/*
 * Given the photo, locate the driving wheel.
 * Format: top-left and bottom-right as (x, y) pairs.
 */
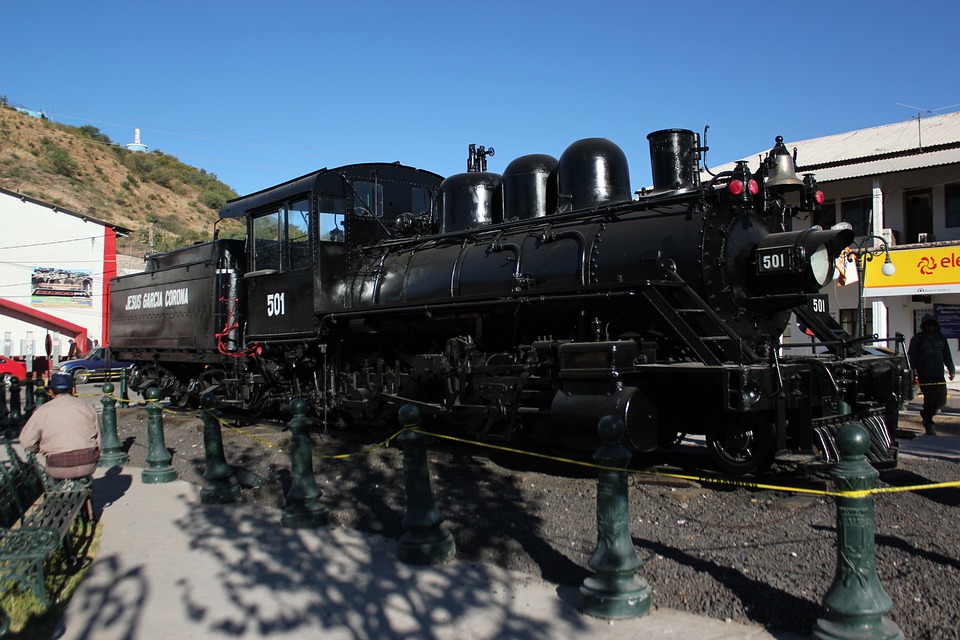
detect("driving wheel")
(707, 417), (776, 475)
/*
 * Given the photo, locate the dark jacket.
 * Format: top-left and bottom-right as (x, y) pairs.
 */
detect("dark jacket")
(908, 314), (956, 380)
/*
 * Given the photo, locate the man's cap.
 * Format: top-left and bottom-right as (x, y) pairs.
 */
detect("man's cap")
(50, 373), (74, 391)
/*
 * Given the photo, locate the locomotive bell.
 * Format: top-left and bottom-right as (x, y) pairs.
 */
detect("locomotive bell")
(764, 136), (804, 189)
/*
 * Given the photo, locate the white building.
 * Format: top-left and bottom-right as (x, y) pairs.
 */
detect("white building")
(0, 188), (133, 366)
(723, 111), (960, 362)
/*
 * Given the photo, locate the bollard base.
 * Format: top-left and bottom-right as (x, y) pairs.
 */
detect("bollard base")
(579, 574), (651, 620)
(200, 482), (241, 505)
(281, 505), (329, 529)
(398, 527), (455, 566)
(99, 451), (128, 468)
(142, 466), (177, 484)
(812, 616), (904, 640)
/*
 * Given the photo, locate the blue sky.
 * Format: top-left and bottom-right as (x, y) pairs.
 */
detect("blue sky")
(3, 0), (958, 197)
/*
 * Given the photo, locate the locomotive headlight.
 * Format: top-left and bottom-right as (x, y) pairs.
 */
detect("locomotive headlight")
(750, 226), (855, 296)
(809, 245), (831, 285)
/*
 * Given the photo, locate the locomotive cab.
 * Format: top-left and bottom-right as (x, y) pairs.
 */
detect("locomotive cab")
(219, 164), (443, 341)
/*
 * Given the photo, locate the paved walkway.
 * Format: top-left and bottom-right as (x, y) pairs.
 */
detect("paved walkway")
(57, 467), (799, 640)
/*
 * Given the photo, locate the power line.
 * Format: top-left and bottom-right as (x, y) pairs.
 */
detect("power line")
(0, 235), (106, 251)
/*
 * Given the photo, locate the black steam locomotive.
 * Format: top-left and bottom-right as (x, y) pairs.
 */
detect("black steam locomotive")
(109, 129), (912, 474)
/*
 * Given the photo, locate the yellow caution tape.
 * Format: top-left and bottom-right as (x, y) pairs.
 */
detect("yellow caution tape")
(80, 394), (960, 498)
(872, 480), (960, 494)
(215, 414), (287, 451)
(321, 429), (405, 460)
(410, 428), (959, 499)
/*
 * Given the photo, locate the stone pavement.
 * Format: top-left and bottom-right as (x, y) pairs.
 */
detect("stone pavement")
(56, 467), (799, 640)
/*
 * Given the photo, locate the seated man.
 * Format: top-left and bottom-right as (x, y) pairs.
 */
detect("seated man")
(20, 373), (101, 478)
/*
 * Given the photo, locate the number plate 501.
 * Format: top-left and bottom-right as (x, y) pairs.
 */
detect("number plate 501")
(267, 292), (286, 316)
(758, 250), (792, 273)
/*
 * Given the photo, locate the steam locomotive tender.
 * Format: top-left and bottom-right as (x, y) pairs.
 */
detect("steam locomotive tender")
(109, 129), (912, 474)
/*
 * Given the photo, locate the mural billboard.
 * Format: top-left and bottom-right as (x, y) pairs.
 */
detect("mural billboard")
(31, 267), (93, 308)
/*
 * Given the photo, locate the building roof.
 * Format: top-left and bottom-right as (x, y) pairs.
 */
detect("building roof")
(711, 110), (960, 183)
(0, 187), (133, 235)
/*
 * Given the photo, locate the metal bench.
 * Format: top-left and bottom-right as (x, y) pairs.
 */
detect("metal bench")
(0, 438), (92, 608)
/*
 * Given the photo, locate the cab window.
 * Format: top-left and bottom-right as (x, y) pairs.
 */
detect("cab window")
(318, 196), (345, 243)
(288, 198), (311, 270)
(411, 187), (432, 216)
(252, 210), (282, 272)
(250, 195), (313, 273)
(353, 181), (383, 218)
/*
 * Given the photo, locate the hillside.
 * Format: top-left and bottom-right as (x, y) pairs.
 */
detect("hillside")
(0, 102), (243, 255)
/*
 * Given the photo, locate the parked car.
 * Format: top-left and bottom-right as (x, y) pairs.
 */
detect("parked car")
(57, 348), (133, 384)
(0, 355), (27, 384)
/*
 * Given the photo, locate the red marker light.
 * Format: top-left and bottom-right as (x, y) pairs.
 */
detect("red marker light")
(748, 179), (759, 195)
(728, 180), (744, 195)
(815, 190), (825, 204)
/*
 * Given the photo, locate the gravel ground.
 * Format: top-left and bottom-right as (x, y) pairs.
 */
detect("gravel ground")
(110, 402), (960, 640)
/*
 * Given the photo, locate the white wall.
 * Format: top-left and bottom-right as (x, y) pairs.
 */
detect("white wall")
(0, 193), (112, 359)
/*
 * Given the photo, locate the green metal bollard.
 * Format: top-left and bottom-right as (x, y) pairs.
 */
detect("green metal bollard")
(397, 405), (455, 565)
(7, 378), (23, 434)
(281, 398), (328, 528)
(33, 382), (47, 408)
(580, 415), (651, 619)
(0, 378), (8, 425)
(99, 382), (128, 467)
(812, 422), (904, 640)
(23, 373), (35, 417)
(119, 368), (130, 408)
(142, 387), (176, 484)
(199, 393), (240, 504)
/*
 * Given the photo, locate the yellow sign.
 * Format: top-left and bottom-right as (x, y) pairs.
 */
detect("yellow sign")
(863, 245), (960, 296)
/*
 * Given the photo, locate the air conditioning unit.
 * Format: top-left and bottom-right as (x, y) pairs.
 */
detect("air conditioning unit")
(880, 228), (896, 246)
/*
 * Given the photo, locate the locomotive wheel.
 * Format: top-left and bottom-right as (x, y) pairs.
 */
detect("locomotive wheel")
(172, 390), (196, 409)
(707, 418), (776, 475)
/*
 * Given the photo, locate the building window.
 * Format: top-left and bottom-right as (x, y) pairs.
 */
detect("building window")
(840, 307), (872, 337)
(904, 188), (933, 242)
(814, 200), (836, 230)
(841, 196), (872, 236)
(946, 183), (960, 228)
(914, 308), (934, 334)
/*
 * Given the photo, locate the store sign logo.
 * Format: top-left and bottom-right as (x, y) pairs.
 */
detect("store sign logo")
(917, 252), (960, 276)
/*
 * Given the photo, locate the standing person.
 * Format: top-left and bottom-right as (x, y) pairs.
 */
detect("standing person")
(908, 314), (956, 435)
(66, 339), (79, 360)
(19, 373), (100, 478)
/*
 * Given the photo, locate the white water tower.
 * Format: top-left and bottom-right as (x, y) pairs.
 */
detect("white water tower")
(125, 128), (148, 152)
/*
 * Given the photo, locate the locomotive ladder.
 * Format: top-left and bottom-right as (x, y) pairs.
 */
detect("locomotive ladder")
(640, 281), (760, 366)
